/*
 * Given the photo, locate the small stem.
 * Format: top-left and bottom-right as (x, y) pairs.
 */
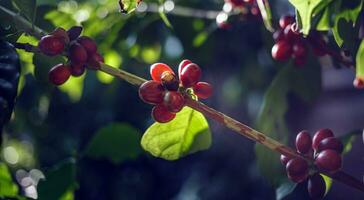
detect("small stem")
(2, 5), (364, 193)
(14, 42), (40, 53)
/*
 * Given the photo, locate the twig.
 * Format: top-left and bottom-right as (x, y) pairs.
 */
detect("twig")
(2, 5), (364, 193)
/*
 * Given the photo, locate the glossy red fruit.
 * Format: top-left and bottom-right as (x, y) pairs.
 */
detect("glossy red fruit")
(315, 149), (342, 173)
(77, 36), (97, 54)
(284, 24), (299, 41)
(48, 64), (71, 85)
(193, 82), (213, 99)
(312, 129), (334, 150)
(317, 137), (343, 153)
(152, 104), (176, 123)
(178, 59), (192, 75)
(50, 27), (70, 44)
(150, 63), (174, 82)
(279, 15), (295, 29)
(271, 41), (292, 61)
(293, 42), (308, 58)
(87, 52), (104, 70)
(286, 158), (309, 183)
(226, 0), (244, 7)
(163, 91), (185, 113)
(353, 77), (364, 89)
(180, 63), (202, 88)
(161, 71), (179, 91)
(273, 29), (285, 42)
(38, 35), (65, 56)
(308, 173), (326, 199)
(69, 43), (88, 65)
(296, 130), (312, 154)
(67, 26), (83, 41)
(280, 154), (291, 165)
(139, 80), (165, 105)
(70, 64), (86, 77)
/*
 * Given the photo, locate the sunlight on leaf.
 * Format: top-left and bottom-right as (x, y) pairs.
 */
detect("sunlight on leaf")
(141, 107), (211, 161)
(59, 75), (85, 103)
(355, 39), (364, 80)
(321, 174), (332, 195)
(0, 162), (19, 198)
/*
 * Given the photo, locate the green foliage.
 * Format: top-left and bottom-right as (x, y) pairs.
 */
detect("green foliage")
(356, 39), (364, 79)
(119, 0), (141, 14)
(38, 159), (77, 200)
(11, 0), (37, 23)
(275, 181), (297, 200)
(85, 123), (143, 164)
(256, 62), (321, 186)
(141, 107), (211, 160)
(0, 162), (19, 198)
(321, 174), (332, 195)
(289, 0), (334, 35)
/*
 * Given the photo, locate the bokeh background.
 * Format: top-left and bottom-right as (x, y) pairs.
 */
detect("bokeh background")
(0, 0), (363, 199)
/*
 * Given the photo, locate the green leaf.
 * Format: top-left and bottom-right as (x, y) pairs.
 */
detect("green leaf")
(276, 181), (297, 200)
(321, 174), (332, 195)
(141, 107), (212, 160)
(333, 0), (363, 47)
(119, 0), (142, 14)
(255, 62), (321, 186)
(85, 123), (143, 164)
(38, 159), (77, 200)
(316, 6), (331, 31)
(355, 39), (364, 79)
(256, 0), (274, 32)
(11, 0), (37, 23)
(289, 0), (334, 34)
(0, 162), (19, 198)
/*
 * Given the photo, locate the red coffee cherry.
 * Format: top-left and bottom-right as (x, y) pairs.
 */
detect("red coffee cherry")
(225, 0), (244, 7)
(48, 64), (71, 85)
(139, 80), (165, 105)
(67, 26), (83, 41)
(273, 29), (285, 42)
(271, 41), (292, 61)
(280, 154), (291, 165)
(70, 64), (86, 77)
(50, 27), (70, 44)
(77, 36), (97, 54)
(308, 173), (326, 199)
(283, 24), (299, 41)
(38, 35), (65, 56)
(152, 104), (176, 123)
(180, 63), (202, 88)
(312, 129), (334, 150)
(150, 63), (174, 82)
(315, 149), (342, 173)
(295, 130), (312, 154)
(317, 137), (343, 154)
(178, 59), (192, 75)
(353, 77), (364, 89)
(69, 43), (88, 65)
(293, 42), (308, 58)
(279, 15), (295, 29)
(286, 158), (309, 183)
(161, 71), (179, 91)
(87, 52), (104, 70)
(163, 91), (185, 113)
(193, 82), (213, 99)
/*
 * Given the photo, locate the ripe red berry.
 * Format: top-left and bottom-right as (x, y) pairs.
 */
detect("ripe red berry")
(295, 130), (312, 154)
(293, 42), (308, 58)
(161, 71), (179, 91)
(87, 52), (104, 70)
(286, 158), (309, 183)
(50, 27), (70, 44)
(279, 15), (295, 29)
(152, 104), (176, 123)
(315, 149), (342, 173)
(67, 26), (83, 41)
(180, 63), (202, 88)
(193, 82), (213, 99)
(178, 59), (192, 75)
(353, 77), (364, 89)
(283, 24), (299, 41)
(280, 154), (291, 165)
(70, 64), (86, 77)
(317, 137), (343, 154)
(69, 43), (88, 65)
(308, 173), (326, 199)
(225, 0), (244, 7)
(271, 41), (292, 61)
(150, 63), (174, 82)
(77, 36), (97, 54)
(312, 129), (334, 150)
(48, 64), (71, 85)
(38, 35), (65, 56)
(273, 29), (285, 42)
(163, 91), (185, 113)
(139, 80), (165, 105)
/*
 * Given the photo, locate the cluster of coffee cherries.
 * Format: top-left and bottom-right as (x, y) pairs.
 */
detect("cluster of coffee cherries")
(139, 60), (213, 123)
(280, 129), (343, 199)
(272, 15), (328, 66)
(37, 26), (104, 86)
(353, 77), (364, 89)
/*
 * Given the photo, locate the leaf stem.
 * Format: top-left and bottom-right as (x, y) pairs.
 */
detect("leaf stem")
(2, 5), (364, 193)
